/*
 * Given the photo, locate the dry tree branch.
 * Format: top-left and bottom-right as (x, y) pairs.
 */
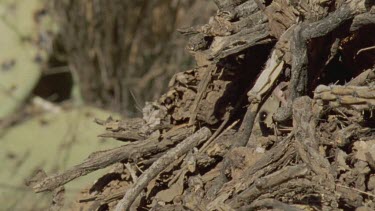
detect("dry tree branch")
(115, 127), (212, 211)
(33, 126), (193, 192)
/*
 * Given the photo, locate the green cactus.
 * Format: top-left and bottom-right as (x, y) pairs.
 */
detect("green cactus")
(0, 106), (123, 210)
(0, 0), (53, 119)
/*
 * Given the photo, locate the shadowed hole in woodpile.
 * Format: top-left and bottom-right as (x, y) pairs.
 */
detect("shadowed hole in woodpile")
(33, 71), (73, 102)
(314, 26), (375, 88)
(216, 42), (275, 124)
(32, 46), (73, 102)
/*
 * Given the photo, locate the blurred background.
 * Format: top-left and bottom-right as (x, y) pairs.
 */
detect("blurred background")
(0, 0), (215, 209)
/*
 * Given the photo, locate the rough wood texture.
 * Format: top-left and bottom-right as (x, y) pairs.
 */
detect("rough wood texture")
(115, 127), (211, 211)
(33, 1), (375, 210)
(33, 126), (194, 192)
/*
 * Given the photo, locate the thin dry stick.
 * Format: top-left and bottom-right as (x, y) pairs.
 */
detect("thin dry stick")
(336, 184), (375, 198)
(33, 126), (193, 193)
(168, 117), (239, 189)
(200, 112), (229, 152)
(169, 118), (239, 187)
(189, 65), (215, 125)
(356, 45), (375, 56)
(124, 163), (138, 182)
(201, 119), (239, 152)
(115, 127), (212, 211)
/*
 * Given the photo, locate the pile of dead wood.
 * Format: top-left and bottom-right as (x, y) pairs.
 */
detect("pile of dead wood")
(32, 0), (375, 210)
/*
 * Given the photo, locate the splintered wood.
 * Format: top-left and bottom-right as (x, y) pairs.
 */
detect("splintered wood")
(32, 0), (375, 210)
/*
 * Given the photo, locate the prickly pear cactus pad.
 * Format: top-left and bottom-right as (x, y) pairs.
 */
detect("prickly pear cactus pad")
(0, 106), (124, 210)
(0, 0), (53, 119)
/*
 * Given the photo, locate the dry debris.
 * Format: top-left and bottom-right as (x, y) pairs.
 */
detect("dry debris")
(32, 0), (375, 210)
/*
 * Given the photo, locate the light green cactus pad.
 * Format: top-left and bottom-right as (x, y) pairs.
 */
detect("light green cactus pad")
(0, 106), (123, 210)
(0, 0), (54, 119)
